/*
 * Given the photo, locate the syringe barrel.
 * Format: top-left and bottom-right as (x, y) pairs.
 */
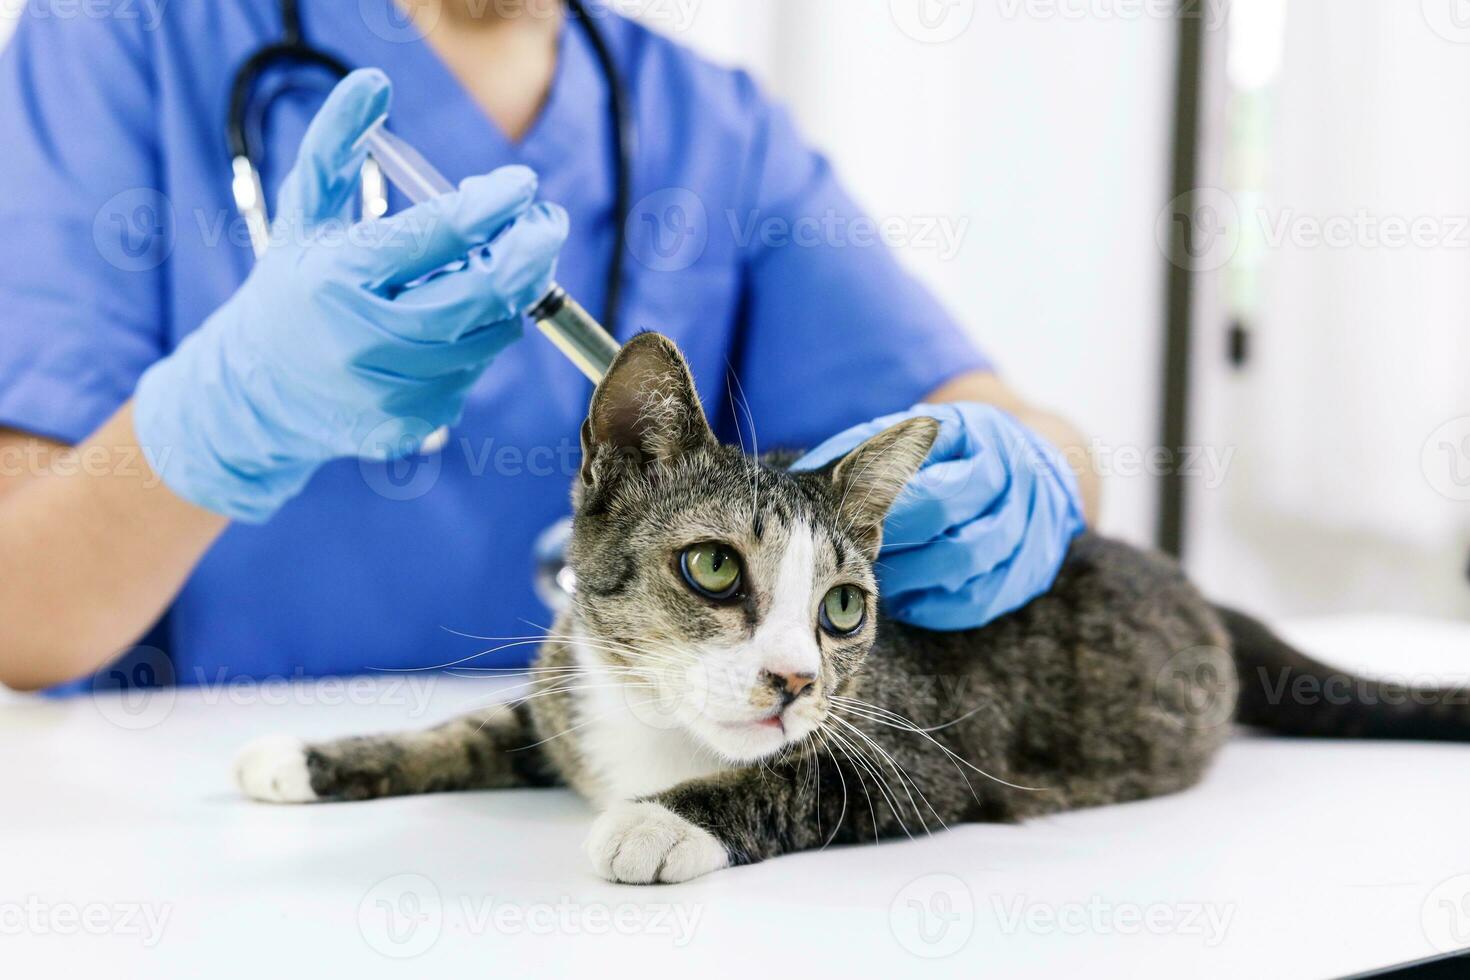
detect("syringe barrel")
(353, 117), (622, 383)
(528, 284), (621, 383)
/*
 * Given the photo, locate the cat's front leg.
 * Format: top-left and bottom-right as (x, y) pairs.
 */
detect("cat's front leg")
(235, 702), (559, 803)
(586, 765), (832, 884)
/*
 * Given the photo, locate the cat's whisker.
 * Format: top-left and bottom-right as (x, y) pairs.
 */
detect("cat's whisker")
(820, 722), (903, 842)
(829, 716), (931, 832)
(455, 679), (658, 719)
(828, 696), (983, 803)
(830, 692), (992, 735)
(369, 637), (557, 672)
(503, 704), (644, 753)
(811, 728), (851, 850)
(829, 696), (986, 803)
(829, 714), (947, 834)
(830, 698), (1046, 795)
(821, 722), (912, 837)
(423, 626), (697, 676)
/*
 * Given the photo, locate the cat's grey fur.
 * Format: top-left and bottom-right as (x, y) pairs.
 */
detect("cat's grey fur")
(235, 333), (1470, 883)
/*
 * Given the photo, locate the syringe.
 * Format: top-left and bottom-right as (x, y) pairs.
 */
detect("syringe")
(354, 116), (621, 385)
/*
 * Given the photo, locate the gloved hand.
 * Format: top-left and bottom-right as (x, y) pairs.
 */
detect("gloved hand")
(793, 403), (1086, 630)
(134, 69), (568, 522)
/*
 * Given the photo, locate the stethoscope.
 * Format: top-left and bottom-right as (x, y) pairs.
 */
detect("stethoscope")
(226, 0), (633, 335)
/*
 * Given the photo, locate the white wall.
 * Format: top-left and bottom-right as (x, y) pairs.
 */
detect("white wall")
(644, 0), (1177, 543)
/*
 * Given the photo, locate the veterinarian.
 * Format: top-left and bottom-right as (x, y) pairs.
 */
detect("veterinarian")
(0, 0), (1095, 693)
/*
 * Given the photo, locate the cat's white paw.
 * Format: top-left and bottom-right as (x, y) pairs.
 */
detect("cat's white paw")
(586, 801), (729, 884)
(234, 735), (318, 803)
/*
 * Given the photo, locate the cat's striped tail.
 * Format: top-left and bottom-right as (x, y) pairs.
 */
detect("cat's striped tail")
(1221, 606), (1470, 741)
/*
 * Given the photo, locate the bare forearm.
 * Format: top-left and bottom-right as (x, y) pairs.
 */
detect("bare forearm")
(0, 403), (228, 690)
(924, 370), (1102, 523)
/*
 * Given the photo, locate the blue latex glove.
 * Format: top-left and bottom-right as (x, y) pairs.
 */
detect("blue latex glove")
(134, 70), (568, 522)
(793, 403), (1086, 630)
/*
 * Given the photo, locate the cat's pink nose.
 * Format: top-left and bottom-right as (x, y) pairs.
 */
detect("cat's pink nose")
(763, 670), (816, 704)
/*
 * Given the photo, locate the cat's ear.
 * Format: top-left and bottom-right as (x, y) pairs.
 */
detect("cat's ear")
(580, 332), (715, 486)
(828, 417), (939, 555)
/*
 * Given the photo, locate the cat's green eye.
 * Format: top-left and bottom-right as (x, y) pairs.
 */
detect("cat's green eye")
(820, 585), (866, 635)
(680, 542), (743, 600)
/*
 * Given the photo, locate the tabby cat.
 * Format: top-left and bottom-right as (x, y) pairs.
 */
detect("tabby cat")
(236, 332), (1470, 883)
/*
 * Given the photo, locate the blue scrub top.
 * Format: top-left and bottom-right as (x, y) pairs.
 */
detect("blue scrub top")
(0, 2), (990, 689)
